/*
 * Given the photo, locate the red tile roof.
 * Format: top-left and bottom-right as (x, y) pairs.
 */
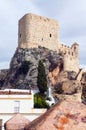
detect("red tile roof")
(0, 90), (31, 95)
(25, 101), (86, 130)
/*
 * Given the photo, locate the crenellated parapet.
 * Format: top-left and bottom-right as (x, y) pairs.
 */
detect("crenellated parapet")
(57, 42), (79, 58)
(57, 42), (79, 72)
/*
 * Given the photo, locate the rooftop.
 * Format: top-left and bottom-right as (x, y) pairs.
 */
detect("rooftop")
(0, 89), (32, 95)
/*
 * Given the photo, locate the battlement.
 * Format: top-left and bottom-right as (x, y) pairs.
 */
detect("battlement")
(57, 42), (79, 57)
(57, 42), (79, 72)
(18, 13), (60, 50)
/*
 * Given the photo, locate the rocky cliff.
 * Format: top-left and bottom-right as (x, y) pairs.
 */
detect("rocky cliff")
(1, 46), (86, 103)
(1, 46), (63, 90)
(0, 69), (8, 89)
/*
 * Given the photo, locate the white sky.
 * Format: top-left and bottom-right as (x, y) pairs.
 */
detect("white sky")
(0, 0), (86, 69)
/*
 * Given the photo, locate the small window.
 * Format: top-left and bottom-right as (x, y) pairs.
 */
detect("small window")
(72, 52), (73, 56)
(14, 101), (20, 113)
(19, 34), (21, 38)
(74, 47), (76, 50)
(42, 38), (43, 41)
(50, 34), (52, 37)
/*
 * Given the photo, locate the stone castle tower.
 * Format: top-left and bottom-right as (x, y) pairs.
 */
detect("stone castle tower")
(18, 13), (60, 50)
(18, 13), (79, 73)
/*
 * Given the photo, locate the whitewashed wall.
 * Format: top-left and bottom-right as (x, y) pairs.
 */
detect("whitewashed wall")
(0, 89), (46, 130)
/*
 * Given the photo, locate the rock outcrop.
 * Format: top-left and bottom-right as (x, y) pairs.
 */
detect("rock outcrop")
(0, 69), (8, 88)
(1, 46), (63, 90)
(51, 70), (82, 102)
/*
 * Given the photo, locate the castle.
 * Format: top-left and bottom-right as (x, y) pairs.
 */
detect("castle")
(18, 13), (79, 73)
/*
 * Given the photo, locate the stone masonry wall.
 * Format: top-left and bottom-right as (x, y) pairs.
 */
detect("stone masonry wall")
(18, 13), (60, 50)
(57, 43), (79, 73)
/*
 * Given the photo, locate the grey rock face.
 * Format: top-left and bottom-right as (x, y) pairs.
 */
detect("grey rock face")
(2, 46), (63, 90)
(0, 69), (8, 88)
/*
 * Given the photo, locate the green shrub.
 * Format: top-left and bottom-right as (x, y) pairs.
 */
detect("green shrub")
(37, 60), (48, 93)
(34, 93), (50, 108)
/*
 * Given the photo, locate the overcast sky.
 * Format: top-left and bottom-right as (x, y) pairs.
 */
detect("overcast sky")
(0, 0), (86, 69)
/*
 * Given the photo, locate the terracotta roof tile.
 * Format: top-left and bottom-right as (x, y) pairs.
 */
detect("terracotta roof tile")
(0, 90), (31, 95)
(4, 114), (30, 130)
(25, 101), (86, 130)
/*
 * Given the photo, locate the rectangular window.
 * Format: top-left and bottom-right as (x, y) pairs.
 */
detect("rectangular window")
(14, 101), (20, 113)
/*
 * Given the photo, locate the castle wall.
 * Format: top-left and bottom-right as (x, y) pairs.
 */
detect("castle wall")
(63, 54), (79, 73)
(18, 13), (60, 50)
(57, 43), (79, 73)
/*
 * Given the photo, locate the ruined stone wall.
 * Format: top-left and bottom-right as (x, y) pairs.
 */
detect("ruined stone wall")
(63, 54), (79, 73)
(57, 43), (79, 73)
(18, 13), (60, 50)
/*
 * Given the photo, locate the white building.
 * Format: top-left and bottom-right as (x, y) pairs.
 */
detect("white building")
(0, 89), (46, 130)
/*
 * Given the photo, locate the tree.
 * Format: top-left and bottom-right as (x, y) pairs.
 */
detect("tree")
(37, 60), (48, 93)
(34, 93), (50, 108)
